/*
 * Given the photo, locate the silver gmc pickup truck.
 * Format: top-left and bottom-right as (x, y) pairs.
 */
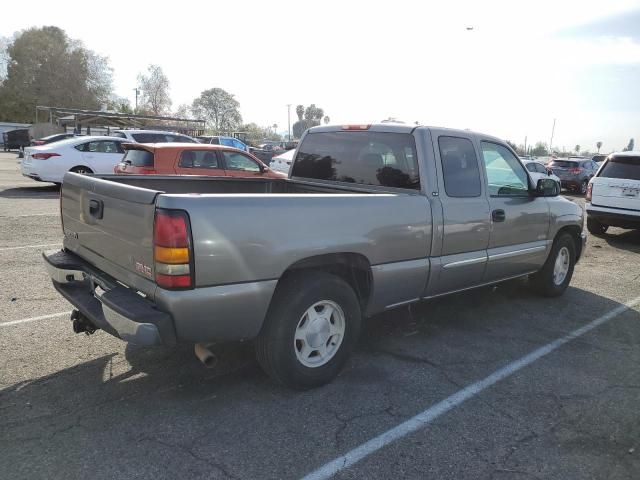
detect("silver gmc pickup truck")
(44, 124), (586, 389)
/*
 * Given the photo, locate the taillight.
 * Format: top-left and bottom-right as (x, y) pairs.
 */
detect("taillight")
(154, 209), (193, 289)
(32, 152), (60, 160)
(586, 183), (593, 202)
(569, 167), (582, 174)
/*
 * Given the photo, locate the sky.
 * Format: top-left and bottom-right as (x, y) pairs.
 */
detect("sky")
(2, 0), (640, 152)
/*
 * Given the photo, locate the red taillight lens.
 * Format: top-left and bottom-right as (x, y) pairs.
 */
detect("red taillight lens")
(569, 167), (582, 174)
(586, 183), (593, 201)
(32, 152), (60, 160)
(154, 209), (193, 289)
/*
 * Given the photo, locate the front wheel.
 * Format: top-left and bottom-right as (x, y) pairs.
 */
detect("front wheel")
(530, 233), (576, 297)
(256, 272), (361, 389)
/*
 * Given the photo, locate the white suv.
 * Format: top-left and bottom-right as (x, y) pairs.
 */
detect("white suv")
(111, 130), (198, 143)
(586, 152), (640, 235)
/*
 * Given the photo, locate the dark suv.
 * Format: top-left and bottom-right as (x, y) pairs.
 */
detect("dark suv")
(549, 158), (599, 194)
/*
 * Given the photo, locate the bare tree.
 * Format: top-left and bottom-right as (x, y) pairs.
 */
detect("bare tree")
(137, 65), (171, 115)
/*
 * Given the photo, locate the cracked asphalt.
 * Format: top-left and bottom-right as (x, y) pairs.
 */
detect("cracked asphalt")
(1, 151), (639, 480)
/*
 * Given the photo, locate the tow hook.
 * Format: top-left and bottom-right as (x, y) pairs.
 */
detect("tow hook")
(194, 343), (218, 369)
(70, 309), (96, 335)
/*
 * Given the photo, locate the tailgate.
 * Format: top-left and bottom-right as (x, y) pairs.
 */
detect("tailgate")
(61, 173), (160, 296)
(592, 178), (640, 211)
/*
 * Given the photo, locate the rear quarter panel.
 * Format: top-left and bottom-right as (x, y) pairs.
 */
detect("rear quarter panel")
(157, 193), (433, 293)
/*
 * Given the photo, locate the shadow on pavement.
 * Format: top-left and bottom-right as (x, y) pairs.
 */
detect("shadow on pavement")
(598, 228), (640, 253)
(0, 184), (60, 198)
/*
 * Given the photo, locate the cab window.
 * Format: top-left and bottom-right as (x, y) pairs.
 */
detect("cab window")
(178, 150), (220, 168)
(223, 152), (261, 172)
(438, 136), (481, 197)
(481, 142), (530, 196)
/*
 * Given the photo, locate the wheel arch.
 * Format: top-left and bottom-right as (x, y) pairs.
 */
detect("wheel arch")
(555, 224), (583, 261)
(276, 253), (373, 311)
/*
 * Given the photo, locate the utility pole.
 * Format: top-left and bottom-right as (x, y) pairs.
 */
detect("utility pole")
(524, 136), (527, 155)
(133, 88), (140, 113)
(286, 104), (292, 141)
(549, 118), (556, 155)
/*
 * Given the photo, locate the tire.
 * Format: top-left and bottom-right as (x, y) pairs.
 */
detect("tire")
(586, 217), (608, 235)
(530, 233), (576, 297)
(580, 180), (588, 195)
(70, 166), (93, 175)
(256, 271), (362, 390)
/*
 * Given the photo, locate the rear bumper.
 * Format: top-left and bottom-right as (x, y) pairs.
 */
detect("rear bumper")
(43, 249), (278, 346)
(43, 249), (175, 346)
(586, 203), (640, 229)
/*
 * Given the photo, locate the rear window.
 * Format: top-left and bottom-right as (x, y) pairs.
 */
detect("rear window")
(550, 160), (577, 168)
(599, 156), (640, 180)
(123, 149), (154, 167)
(292, 131), (420, 190)
(132, 133), (166, 143)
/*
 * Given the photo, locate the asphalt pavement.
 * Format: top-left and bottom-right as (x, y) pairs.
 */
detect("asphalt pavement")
(0, 151), (639, 480)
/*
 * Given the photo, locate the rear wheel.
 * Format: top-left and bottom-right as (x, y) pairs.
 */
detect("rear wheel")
(256, 272), (361, 389)
(70, 166), (93, 175)
(530, 233), (576, 297)
(580, 180), (588, 195)
(587, 217), (608, 235)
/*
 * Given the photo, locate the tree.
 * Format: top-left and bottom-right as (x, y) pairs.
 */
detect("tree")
(323, 115), (330, 125)
(506, 140), (518, 151)
(173, 103), (191, 119)
(239, 123), (281, 144)
(191, 88), (242, 133)
(107, 95), (133, 114)
(137, 64), (171, 115)
(596, 141), (602, 153)
(292, 104), (327, 139)
(0, 26), (113, 122)
(624, 138), (635, 151)
(530, 142), (548, 156)
(574, 145), (580, 154)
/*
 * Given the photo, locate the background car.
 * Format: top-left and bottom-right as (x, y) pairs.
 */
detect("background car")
(522, 159), (561, 188)
(2, 128), (31, 151)
(196, 135), (250, 151)
(592, 154), (607, 163)
(586, 151), (640, 234)
(269, 148), (295, 175)
(114, 143), (286, 179)
(548, 158), (599, 194)
(31, 133), (79, 146)
(21, 136), (130, 184)
(110, 129), (198, 143)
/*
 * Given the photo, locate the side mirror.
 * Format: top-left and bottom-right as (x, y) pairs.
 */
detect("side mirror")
(536, 178), (559, 197)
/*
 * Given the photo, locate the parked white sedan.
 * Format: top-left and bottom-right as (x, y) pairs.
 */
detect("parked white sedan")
(270, 149), (295, 175)
(522, 159), (561, 188)
(21, 136), (130, 184)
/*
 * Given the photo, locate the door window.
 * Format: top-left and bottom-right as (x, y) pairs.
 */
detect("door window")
(481, 142), (530, 196)
(75, 140), (120, 153)
(438, 136), (481, 197)
(223, 151), (261, 172)
(178, 150), (220, 168)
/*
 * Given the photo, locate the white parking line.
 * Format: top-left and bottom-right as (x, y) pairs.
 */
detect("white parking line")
(1, 311), (71, 327)
(301, 295), (640, 480)
(0, 243), (59, 251)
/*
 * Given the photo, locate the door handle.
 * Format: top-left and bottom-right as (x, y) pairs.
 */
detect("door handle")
(492, 209), (506, 222)
(89, 199), (104, 219)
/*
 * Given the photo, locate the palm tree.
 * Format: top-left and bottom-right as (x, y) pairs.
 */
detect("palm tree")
(295, 105), (304, 121)
(574, 145), (580, 154)
(596, 141), (602, 153)
(323, 115), (330, 125)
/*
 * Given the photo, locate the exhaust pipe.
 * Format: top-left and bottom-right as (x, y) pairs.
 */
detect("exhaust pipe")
(70, 309), (96, 335)
(194, 343), (218, 369)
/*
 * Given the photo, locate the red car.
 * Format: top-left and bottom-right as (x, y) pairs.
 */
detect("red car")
(114, 143), (286, 179)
